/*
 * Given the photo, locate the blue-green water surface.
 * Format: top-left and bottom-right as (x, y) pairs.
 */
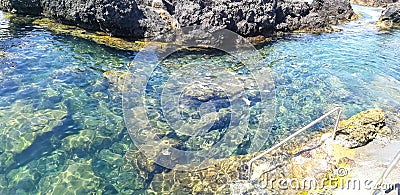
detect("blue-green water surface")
(0, 5), (399, 194)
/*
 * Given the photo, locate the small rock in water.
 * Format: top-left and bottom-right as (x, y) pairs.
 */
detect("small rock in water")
(377, 3), (400, 29)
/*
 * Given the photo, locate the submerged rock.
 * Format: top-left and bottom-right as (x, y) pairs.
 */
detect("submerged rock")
(335, 108), (391, 148)
(377, 3), (400, 29)
(37, 158), (102, 194)
(124, 108), (394, 194)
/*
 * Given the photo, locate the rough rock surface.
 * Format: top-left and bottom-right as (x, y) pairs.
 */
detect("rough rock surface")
(377, 3), (400, 29)
(0, 0), (356, 39)
(276, 0), (355, 32)
(125, 108), (392, 194)
(335, 108), (391, 148)
(0, 0), (42, 15)
(350, 0), (398, 7)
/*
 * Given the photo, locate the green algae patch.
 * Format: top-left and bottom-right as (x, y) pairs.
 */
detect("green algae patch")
(32, 18), (148, 52)
(3, 13), (39, 26)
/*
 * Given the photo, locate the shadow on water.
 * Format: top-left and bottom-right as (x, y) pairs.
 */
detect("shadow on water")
(2, 114), (81, 174)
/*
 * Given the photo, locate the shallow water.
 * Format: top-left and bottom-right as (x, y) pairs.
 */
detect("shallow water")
(0, 5), (399, 194)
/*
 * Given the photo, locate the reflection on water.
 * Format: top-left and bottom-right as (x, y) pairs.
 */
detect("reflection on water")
(0, 5), (399, 193)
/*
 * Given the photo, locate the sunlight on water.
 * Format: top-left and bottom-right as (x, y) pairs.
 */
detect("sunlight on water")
(0, 6), (399, 193)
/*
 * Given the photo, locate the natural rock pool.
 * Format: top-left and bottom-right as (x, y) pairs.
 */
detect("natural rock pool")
(0, 5), (399, 194)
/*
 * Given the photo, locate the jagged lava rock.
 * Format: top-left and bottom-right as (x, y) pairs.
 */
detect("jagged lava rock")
(0, 0), (356, 39)
(276, 0), (356, 32)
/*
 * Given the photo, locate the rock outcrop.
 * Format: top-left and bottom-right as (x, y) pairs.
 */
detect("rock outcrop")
(335, 108), (391, 148)
(0, 0), (356, 39)
(350, 0), (398, 7)
(377, 3), (400, 29)
(0, 0), (42, 15)
(276, 0), (355, 32)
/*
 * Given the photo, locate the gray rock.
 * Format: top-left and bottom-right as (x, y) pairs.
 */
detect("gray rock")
(0, 0), (356, 39)
(377, 3), (400, 29)
(276, 0), (355, 32)
(40, 0), (154, 38)
(0, 0), (42, 15)
(172, 0), (277, 37)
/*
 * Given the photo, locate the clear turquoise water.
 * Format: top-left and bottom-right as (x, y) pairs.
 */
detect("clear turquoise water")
(0, 5), (399, 194)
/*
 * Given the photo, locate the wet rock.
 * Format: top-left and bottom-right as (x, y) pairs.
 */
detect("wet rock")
(132, 109), (393, 194)
(172, 0), (277, 37)
(40, 0), (162, 38)
(350, 0), (398, 7)
(183, 82), (229, 102)
(334, 108), (391, 148)
(276, 0), (356, 33)
(0, 0), (42, 15)
(1, 0), (355, 40)
(0, 100), (67, 173)
(124, 138), (182, 186)
(103, 70), (133, 92)
(37, 158), (102, 194)
(377, 3), (400, 29)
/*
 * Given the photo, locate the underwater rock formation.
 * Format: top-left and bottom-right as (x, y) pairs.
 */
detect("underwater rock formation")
(0, 0), (356, 39)
(350, 0), (397, 7)
(377, 3), (400, 29)
(127, 108), (392, 194)
(334, 108), (391, 148)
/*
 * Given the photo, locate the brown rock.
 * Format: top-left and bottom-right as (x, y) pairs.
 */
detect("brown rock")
(334, 108), (389, 148)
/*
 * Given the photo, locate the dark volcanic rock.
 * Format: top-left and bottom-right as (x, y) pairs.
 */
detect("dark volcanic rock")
(0, 0), (356, 39)
(350, 0), (398, 7)
(172, 0), (277, 37)
(377, 3), (400, 29)
(276, 0), (355, 32)
(0, 0), (42, 15)
(40, 0), (165, 38)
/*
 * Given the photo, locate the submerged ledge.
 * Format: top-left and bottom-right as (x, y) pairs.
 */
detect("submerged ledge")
(25, 16), (352, 52)
(32, 18), (149, 52)
(126, 108), (397, 194)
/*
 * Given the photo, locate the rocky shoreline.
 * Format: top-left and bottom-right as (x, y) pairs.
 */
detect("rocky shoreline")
(1, 1), (400, 194)
(377, 3), (400, 29)
(124, 108), (397, 194)
(0, 0), (356, 40)
(2, 0), (399, 51)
